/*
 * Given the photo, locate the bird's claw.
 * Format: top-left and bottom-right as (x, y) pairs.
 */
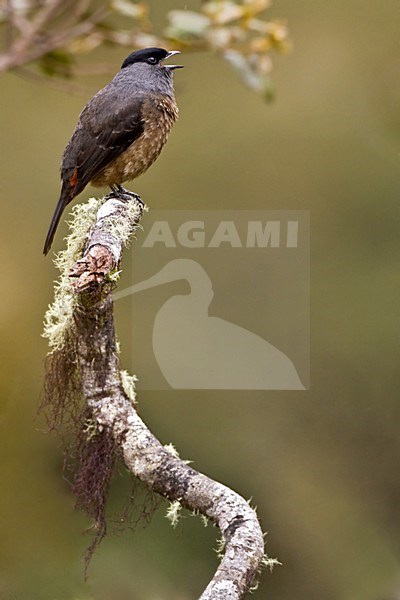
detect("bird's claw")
(107, 185), (144, 205)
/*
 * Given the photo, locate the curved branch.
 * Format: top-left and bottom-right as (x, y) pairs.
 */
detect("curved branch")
(50, 194), (266, 598)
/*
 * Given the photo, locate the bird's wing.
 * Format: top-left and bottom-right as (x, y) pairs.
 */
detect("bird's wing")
(44, 90), (150, 255)
(61, 92), (147, 198)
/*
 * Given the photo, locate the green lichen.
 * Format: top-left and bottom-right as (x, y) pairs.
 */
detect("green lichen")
(262, 553), (282, 573)
(83, 417), (101, 441)
(164, 443), (180, 458)
(41, 194), (146, 578)
(248, 535), (281, 593)
(107, 269), (122, 283)
(120, 369), (138, 405)
(164, 443), (193, 465)
(43, 197), (104, 350)
(200, 514), (209, 527)
(101, 200), (146, 248)
(214, 535), (226, 559)
(165, 499), (182, 528)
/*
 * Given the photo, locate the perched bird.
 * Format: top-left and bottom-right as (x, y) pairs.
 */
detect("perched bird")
(43, 47), (183, 255)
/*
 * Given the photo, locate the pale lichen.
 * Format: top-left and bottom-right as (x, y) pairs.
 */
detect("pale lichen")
(43, 197), (104, 350)
(200, 514), (209, 527)
(165, 499), (182, 528)
(163, 443), (193, 466)
(190, 509), (209, 527)
(164, 443), (180, 458)
(107, 269), (122, 282)
(101, 200), (146, 248)
(83, 417), (100, 441)
(214, 535), (226, 559)
(262, 554), (282, 573)
(120, 370), (138, 405)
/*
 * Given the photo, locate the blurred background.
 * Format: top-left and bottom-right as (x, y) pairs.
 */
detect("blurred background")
(1, 1), (400, 598)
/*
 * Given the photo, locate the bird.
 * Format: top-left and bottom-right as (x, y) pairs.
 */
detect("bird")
(43, 47), (183, 255)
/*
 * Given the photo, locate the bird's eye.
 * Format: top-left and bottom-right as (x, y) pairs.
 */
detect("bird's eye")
(147, 57), (157, 64)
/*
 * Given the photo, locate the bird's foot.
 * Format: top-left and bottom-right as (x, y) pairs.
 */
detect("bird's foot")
(107, 184), (144, 205)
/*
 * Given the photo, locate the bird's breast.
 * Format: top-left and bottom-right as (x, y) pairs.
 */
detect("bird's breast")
(91, 96), (178, 187)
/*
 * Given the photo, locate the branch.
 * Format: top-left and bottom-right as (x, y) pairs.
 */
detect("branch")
(0, 0), (109, 73)
(0, 1), (291, 98)
(43, 194), (270, 598)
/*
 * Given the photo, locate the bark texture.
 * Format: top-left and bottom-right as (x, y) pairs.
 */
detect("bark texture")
(51, 193), (266, 598)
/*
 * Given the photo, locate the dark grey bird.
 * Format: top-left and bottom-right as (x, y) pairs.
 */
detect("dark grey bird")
(43, 47), (183, 255)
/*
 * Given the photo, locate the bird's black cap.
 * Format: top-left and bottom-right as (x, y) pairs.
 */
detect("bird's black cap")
(121, 47), (183, 70)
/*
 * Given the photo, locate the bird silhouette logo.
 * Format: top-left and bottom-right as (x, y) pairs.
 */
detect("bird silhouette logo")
(114, 259), (304, 390)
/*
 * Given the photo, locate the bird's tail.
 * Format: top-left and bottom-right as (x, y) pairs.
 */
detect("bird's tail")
(43, 189), (69, 255)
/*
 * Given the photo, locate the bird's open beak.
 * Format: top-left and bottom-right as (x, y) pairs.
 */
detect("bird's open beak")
(164, 50), (184, 70)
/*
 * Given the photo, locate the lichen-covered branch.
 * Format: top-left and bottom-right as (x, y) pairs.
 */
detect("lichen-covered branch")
(43, 193), (272, 598)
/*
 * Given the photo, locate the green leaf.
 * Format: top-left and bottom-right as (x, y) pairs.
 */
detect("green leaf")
(39, 50), (75, 79)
